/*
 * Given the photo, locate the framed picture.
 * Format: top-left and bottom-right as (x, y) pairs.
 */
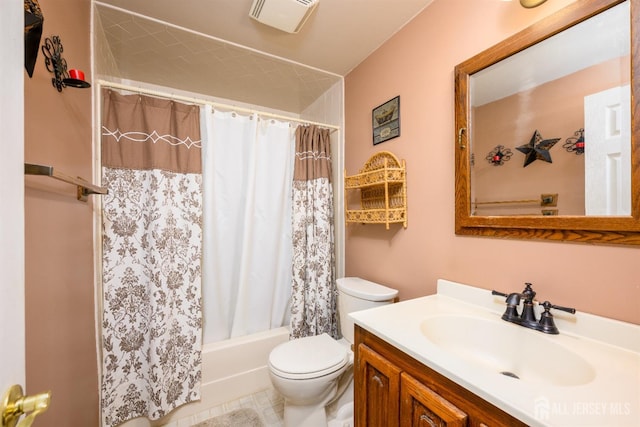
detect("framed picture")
(372, 96), (400, 145)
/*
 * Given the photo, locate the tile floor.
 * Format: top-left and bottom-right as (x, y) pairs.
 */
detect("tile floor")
(165, 388), (285, 427)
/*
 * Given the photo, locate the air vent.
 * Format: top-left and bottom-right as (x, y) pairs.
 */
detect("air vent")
(249, 0), (319, 34)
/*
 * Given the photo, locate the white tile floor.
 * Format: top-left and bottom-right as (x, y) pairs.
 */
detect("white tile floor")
(166, 388), (285, 427)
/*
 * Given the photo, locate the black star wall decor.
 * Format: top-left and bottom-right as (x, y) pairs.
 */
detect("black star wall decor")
(516, 130), (560, 167)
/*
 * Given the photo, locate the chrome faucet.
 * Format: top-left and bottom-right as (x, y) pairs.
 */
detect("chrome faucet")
(492, 283), (575, 334)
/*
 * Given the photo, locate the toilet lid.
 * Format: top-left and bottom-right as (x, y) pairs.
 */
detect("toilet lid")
(269, 333), (349, 380)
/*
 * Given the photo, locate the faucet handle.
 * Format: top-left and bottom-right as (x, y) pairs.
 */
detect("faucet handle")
(521, 282), (536, 302)
(491, 290), (508, 298)
(543, 301), (576, 314)
(537, 301), (576, 334)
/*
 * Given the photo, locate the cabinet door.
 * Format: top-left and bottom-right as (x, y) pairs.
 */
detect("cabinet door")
(356, 343), (402, 427)
(400, 372), (468, 427)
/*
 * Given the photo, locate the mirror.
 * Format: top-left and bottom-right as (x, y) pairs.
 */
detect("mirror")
(472, 2), (630, 217)
(455, 0), (640, 245)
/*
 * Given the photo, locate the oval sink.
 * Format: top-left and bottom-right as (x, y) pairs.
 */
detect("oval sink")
(420, 314), (596, 387)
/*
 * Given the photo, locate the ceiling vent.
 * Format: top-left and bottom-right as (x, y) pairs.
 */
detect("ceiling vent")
(249, 0), (319, 34)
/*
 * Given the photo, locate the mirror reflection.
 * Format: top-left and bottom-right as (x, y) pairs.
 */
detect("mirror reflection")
(470, 1), (630, 216)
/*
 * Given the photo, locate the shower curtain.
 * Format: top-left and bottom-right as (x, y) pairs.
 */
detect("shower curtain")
(100, 90), (203, 427)
(99, 87), (338, 426)
(290, 125), (338, 339)
(200, 106), (295, 343)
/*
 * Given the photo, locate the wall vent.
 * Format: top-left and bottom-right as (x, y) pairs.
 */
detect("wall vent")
(249, 0), (319, 34)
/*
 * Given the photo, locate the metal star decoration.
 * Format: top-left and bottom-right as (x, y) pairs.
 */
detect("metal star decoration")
(516, 130), (560, 167)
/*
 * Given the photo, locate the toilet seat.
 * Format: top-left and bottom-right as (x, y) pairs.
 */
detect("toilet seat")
(269, 333), (349, 380)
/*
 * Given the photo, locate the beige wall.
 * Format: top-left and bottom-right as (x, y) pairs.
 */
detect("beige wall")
(344, 0), (640, 324)
(24, 0), (98, 425)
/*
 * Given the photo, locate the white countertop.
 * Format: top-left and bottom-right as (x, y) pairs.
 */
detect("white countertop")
(349, 279), (640, 426)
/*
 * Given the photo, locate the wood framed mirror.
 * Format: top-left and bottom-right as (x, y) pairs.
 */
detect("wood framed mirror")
(455, 0), (640, 245)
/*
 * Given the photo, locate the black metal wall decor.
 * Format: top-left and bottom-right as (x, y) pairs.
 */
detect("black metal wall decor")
(485, 145), (513, 166)
(516, 130), (560, 167)
(24, 0), (44, 78)
(563, 128), (585, 155)
(41, 36), (91, 92)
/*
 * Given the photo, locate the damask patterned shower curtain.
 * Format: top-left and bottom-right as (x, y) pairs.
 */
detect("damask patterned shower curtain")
(290, 125), (338, 339)
(100, 89), (203, 427)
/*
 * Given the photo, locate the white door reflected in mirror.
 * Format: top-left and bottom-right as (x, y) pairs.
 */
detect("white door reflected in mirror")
(584, 85), (631, 216)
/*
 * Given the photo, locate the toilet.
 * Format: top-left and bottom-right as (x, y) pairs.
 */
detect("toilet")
(268, 277), (398, 427)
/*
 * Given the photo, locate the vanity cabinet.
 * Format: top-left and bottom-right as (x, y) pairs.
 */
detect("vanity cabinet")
(355, 326), (527, 427)
(344, 151), (407, 230)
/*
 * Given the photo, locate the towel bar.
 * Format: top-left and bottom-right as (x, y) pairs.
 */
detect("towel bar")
(24, 163), (107, 202)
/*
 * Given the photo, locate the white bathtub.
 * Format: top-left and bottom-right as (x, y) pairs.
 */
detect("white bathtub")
(119, 327), (290, 427)
(199, 326), (289, 407)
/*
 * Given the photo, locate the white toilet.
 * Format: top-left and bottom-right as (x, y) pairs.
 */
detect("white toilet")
(268, 277), (398, 427)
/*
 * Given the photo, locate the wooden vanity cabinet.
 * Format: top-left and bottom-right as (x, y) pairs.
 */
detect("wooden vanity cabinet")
(355, 326), (527, 427)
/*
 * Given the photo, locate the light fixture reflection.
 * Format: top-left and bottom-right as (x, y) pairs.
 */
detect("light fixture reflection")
(520, 0), (548, 8)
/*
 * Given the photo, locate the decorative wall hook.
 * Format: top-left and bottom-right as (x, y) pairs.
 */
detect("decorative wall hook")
(485, 145), (513, 166)
(41, 36), (90, 92)
(563, 128), (585, 155)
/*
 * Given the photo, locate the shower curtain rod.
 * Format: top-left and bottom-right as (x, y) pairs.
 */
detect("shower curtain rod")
(97, 80), (341, 132)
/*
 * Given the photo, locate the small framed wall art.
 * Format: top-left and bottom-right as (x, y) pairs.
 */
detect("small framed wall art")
(372, 96), (400, 145)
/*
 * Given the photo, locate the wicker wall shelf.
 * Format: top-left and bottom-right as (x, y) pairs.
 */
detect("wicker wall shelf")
(344, 151), (407, 229)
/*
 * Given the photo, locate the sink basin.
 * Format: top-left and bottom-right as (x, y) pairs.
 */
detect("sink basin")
(420, 314), (596, 387)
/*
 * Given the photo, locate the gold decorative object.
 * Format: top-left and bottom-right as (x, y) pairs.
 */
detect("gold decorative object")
(1, 385), (50, 427)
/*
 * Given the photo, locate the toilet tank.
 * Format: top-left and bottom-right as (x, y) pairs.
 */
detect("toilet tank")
(337, 277), (398, 344)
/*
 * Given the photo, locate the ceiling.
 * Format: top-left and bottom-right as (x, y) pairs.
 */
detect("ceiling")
(93, 0), (434, 113)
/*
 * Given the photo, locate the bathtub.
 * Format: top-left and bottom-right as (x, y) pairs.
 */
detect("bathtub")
(119, 327), (290, 426)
